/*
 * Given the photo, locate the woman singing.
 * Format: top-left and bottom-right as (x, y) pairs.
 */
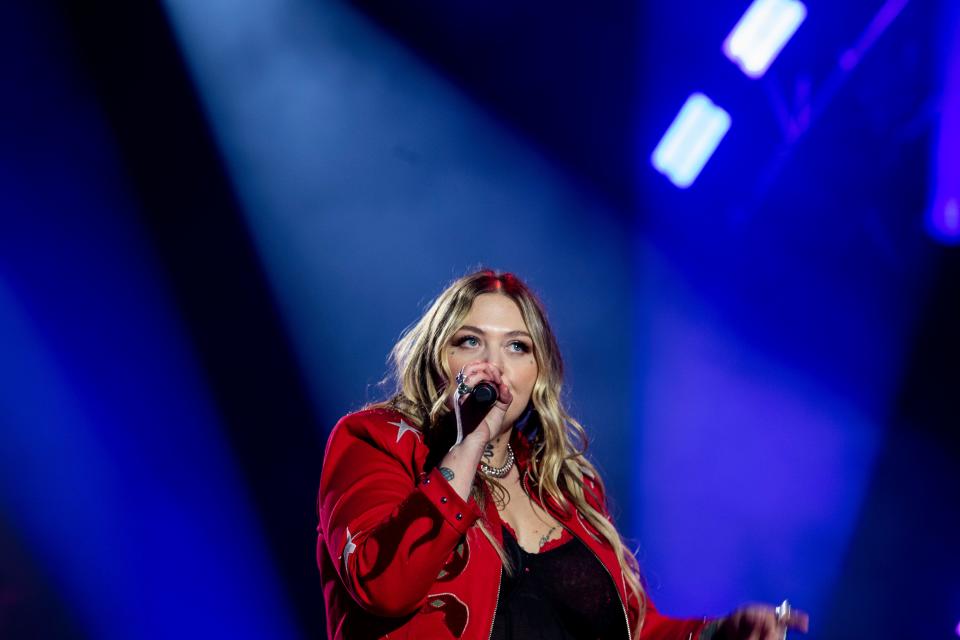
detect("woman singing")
(316, 270), (809, 639)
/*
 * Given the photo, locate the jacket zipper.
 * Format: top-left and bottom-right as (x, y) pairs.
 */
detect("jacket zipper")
(487, 565), (503, 640)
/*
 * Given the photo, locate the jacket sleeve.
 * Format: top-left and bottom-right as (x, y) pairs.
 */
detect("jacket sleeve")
(317, 412), (483, 617)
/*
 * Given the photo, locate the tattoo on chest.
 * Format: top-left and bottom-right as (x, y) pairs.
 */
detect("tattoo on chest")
(439, 467), (455, 481)
(483, 443), (493, 459)
(538, 525), (559, 548)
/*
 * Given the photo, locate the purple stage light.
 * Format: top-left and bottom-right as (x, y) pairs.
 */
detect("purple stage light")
(928, 198), (960, 244)
(723, 0), (807, 79)
(928, 0), (960, 245)
(651, 93), (731, 189)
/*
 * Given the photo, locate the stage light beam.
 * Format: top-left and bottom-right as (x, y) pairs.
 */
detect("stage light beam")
(928, 0), (960, 245)
(651, 93), (731, 189)
(723, 0), (807, 79)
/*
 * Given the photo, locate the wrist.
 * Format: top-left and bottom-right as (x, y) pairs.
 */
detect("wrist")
(445, 431), (486, 464)
(460, 429), (490, 450)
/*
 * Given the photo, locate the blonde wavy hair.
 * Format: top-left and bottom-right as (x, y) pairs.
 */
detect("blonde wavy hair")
(372, 269), (645, 636)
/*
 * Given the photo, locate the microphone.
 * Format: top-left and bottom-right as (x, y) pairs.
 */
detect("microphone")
(452, 381), (499, 445)
(469, 381), (499, 408)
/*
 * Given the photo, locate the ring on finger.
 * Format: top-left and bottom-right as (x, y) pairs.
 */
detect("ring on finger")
(775, 600), (790, 624)
(455, 369), (473, 395)
(775, 600), (790, 640)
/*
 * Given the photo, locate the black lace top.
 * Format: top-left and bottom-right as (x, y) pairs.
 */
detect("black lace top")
(489, 524), (628, 640)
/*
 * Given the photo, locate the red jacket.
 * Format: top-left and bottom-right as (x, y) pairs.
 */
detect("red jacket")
(316, 408), (708, 639)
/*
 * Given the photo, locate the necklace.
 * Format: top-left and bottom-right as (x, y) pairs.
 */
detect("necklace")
(479, 444), (515, 479)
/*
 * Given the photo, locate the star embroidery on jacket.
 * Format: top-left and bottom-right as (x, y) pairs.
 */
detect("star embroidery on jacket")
(342, 528), (358, 578)
(389, 418), (421, 443)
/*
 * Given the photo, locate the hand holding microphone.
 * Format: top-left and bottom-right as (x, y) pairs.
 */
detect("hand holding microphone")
(452, 361), (513, 445)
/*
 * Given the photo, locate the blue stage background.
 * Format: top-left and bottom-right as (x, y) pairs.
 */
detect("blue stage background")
(1, 1), (958, 638)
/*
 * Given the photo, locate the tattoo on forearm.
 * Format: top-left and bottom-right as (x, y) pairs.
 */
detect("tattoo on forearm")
(439, 467), (455, 481)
